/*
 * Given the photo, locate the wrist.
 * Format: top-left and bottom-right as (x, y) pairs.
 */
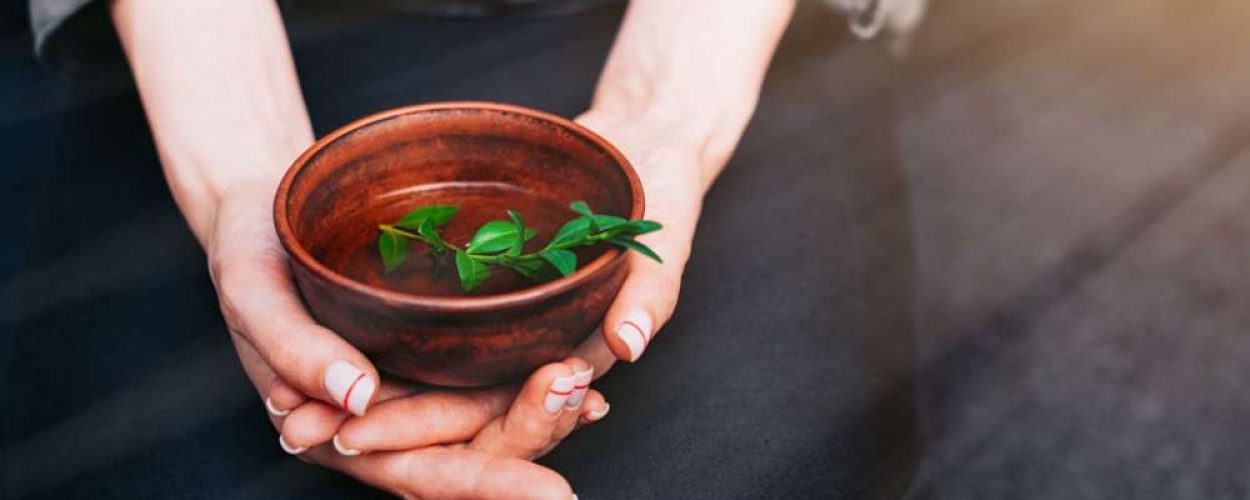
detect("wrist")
(583, 87), (757, 172)
(170, 140), (306, 245)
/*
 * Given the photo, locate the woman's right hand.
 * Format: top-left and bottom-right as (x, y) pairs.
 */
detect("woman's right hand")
(209, 180), (603, 499)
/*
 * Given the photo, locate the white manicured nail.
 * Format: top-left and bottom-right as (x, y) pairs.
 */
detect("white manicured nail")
(333, 434), (361, 456)
(278, 434), (306, 455)
(325, 361), (375, 416)
(566, 367), (594, 408)
(264, 397), (290, 417)
(585, 403), (610, 422)
(545, 374), (576, 414)
(615, 309), (652, 362)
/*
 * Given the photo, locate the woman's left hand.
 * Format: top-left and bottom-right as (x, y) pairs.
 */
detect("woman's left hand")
(574, 110), (710, 366)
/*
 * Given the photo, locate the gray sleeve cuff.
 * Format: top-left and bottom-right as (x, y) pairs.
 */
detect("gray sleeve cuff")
(29, 0), (114, 70)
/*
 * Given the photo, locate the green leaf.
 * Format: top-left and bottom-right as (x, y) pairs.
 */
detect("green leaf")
(454, 251), (491, 291)
(507, 210), (526, 256)
(621, 219), (662, 236)
(467, 220), (521, 255)
(507, 210), (525, 229)
(394, 205), (458, 230)
(502, 257), (545, 279)
(378, 230), (410, 272)
(569, 201), (599, 233)
(548, 217), (591, 249)
(591, 214), (628, 232)
(540, 249), (577, 277)
(569, 200), (594, 218)
(609, 237), (663, 263)
(523, 228), (537, 241)
(417, 217), (449, 252)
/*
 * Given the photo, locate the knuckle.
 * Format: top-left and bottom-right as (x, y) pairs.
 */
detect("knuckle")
(528, 473), (572, 499)
(655, 272), (683, 298)
(502, 415), (554, 454)
(552, 422), (575, 442)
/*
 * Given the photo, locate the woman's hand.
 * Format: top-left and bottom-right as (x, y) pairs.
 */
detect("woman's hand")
(574, 111), (704, 364)
(570, 0), (796, 364)
(265, 352), (607, 500)
(212, 180), (605, 499)
(207, 180), (384, 417)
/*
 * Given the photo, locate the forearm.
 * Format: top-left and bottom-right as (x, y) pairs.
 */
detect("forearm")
(589, 0), (795, 187)
(111, 0), (313, 242)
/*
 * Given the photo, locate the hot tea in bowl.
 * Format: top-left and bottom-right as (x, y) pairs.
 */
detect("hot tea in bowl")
(274, 102), (647, 387)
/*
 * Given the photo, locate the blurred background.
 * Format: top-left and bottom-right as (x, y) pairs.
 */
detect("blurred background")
(3, 0), (1250, 498)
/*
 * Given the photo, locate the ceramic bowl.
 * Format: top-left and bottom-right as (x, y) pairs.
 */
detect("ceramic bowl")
(274, 102), (642, 386)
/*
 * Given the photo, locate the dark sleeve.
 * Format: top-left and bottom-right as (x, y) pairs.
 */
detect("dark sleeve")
(29, 0), (118, 71)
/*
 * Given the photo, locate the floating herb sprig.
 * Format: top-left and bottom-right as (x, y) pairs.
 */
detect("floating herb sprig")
(378, 201), (661, 292)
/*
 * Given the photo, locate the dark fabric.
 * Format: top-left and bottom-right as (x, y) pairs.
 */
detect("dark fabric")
(26, 0), (616, 71)
(26, 0), (110, 70)
(6, 0), (1250, 498)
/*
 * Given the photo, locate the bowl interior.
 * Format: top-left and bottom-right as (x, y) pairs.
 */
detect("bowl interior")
(284, 105), (635, 297)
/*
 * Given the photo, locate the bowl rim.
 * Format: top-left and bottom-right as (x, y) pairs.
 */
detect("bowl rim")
(273, 101), (645, 313)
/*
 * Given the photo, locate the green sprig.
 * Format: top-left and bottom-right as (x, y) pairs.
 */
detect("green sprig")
(378, 200), (662, 292)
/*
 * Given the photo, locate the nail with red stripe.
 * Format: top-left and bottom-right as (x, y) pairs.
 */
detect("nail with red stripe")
(615, 309), (653, 362)
(325, 361), (376, 417)
(545, 373), (577, 414)
(565, 367), (594, 409)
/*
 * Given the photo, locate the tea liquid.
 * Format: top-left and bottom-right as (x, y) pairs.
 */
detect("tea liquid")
(310, 182), (608, 296)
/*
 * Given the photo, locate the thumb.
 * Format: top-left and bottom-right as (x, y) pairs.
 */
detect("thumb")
(212, 245), (381, 417)
(601, 221), (692, 363)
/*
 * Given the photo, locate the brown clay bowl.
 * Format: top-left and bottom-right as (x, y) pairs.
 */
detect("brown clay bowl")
(274, 102), (642, 387)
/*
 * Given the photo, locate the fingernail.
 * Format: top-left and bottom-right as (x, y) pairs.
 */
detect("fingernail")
(333, 434), (362, 456)
(545, 374), (576, 414)
(615, 309), (653, 362)
(265, 397), (290, 417)
(566, 367), (594, 409)
(585, 403), (610, 423)
(325, 361), (376, 416)
(278, 434), (306, 455)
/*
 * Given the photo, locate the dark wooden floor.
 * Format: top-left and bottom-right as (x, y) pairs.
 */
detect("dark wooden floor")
(894, 0), (1250, 497)
(3, 0), (1250, 498)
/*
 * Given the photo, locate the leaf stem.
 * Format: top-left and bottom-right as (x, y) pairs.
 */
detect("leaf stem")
(378, 224), (420, 240)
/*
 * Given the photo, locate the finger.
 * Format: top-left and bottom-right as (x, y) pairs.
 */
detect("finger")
(276, 377), (421, 455)
(278, 400), (348, 455)
(601, 228), (692, 362)
(229, 331), (287, 422)
(316, 446), (576, 500)
(332, 386), (513, 456)
(570, 328), (618, 379)
(470, 360), (591, 459)
(265, 377), (306, 418)
(212, 241), (380, 416)
(576, 390), (609, 429)
(549, 358), (593, 444)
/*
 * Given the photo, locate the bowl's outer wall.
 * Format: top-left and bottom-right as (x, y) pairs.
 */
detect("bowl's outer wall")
(277, 103), (642, 386)
(293, 255), (627, 386)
